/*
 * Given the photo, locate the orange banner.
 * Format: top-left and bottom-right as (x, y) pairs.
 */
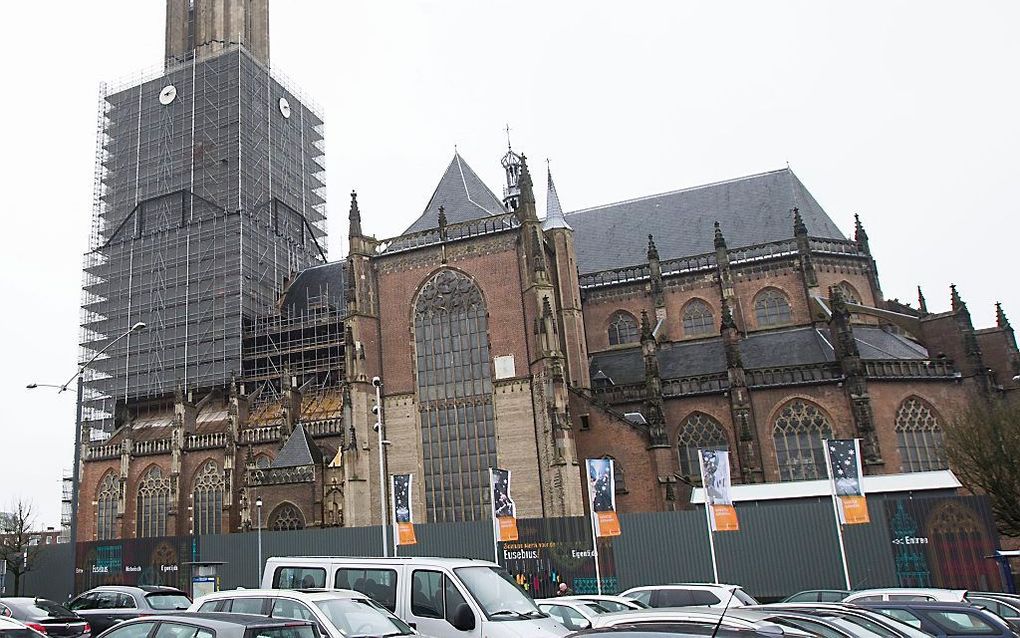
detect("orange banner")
(839, 495), (870, 525)
(497, 516), (519, 542)
(397, 521), (417, 545)
(711, 504), (740, 531)
(595, 511), (621, 537)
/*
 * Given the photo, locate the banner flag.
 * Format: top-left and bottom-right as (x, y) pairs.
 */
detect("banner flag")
(391, 474), (417, 545)
(826, 439), (870, 525)
(586, 458), (621, 537)
(490, 468), (519, 542)
(699, 449), (739, 532)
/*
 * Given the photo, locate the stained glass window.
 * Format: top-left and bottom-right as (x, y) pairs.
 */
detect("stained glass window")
(269, 503), (305, 531)
(136, 466), (170, 538)
(608, 312), (639, 346)
(754, 288), (792, 327)
(896, 397), (948, 472)
(414, 269), (496, 523)
(192, 460), (223, 535)
(97, 472), (118, 541)
(773, 400), (833, 481)
(682, 299), (715, 337)
(677, 413), (729, 479)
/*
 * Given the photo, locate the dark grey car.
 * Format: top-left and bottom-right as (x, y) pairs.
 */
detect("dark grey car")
(0, 598), (91, 638)
(91, 614), (316, 638)
(68, 587), (191, 635)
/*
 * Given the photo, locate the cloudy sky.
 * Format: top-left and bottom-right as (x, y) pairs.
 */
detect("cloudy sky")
(1, 1), (1017, 527)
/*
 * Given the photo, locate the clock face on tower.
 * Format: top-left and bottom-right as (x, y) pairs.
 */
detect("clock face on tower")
(158, 84), (177, 105)
(279, 97), (291, 119)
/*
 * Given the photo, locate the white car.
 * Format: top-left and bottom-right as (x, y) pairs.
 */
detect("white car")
(536, 598), (612, 632)
(189, 588), (417, 638)
(0, 617), (42, 638)
(557, 595), (647, 612)
(620, 583), (758, 608)
(591, 608), (813, 636)
(843, 588), (968, 603)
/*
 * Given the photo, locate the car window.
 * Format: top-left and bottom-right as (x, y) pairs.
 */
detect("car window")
(560, 606), (589, 631)
(853, 595), (884, 603)
(689, 591), (721, 606)
(772, 617), (846, 638)
(197, 601), (222, 613)
(228, 598), (269, 615)
(877, 609), (924, 629)
(146, 594), (189, 611)
(594, 600), (631, 612)
(785, 593), (815, 603)
(273, 567), (326, 590)
(733, 590), (759, 605)
(583, 603), (611, 614)
(100, 622), (157, 638)
(270, 599), (315, 622)
(972, 598), (1016, 618)
(0, 630), (39, 638)
(117, 594), (138, 609)
(625, 591), (652, 606)
(244, 626), (315, 638)
(443, 573), (469, 626)
(819, 592), (847, 603)
(0, 605), (10, 618)
(889, 595), (933, 601)
(153, 623), (214, 638)
(15, 600), (77, 618)
(335, 569), (398, 612)
(96, 593), (124, 609)
(657, 589), (692, 607)
(922, 610), (998, 635)
(826, 614), (899, 638)
(411, 570), (445, 619)
(68, 595), (97, 611)
(540, 605), (565, 624)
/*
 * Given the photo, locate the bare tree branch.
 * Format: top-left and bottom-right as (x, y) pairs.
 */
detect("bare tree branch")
(0, 498), (43, 595)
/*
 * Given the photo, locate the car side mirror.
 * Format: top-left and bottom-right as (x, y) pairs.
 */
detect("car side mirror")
(450, 603), (475, 632)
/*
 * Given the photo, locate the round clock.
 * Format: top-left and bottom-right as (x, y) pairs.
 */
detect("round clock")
(158, 84), (177, 105)
(279, 97), (292, 119)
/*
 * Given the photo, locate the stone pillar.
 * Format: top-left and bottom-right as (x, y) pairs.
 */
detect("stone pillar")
(829, 286), (882, 466)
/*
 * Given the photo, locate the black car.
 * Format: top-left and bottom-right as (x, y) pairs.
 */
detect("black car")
(857, 600), (1014, 638)
(0, 598), (91, 638)
(91, 614), (316, 638)
(67, 587), (190, 635)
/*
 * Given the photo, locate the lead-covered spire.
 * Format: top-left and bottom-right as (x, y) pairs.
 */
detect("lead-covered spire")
(542, 164), (571, 231)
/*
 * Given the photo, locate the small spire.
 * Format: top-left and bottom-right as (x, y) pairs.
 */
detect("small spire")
(640, 310), (653, 341)
(917, 286), (928, 314)
(542, 295), (554, 318)
(517, 154), (537, 220)
(793, 207), (807, 237)
(714, 221), (727, 250)
(542, 163), (572, 231)
(950, 284), (967, 313)
(437, 205), (447, 229)
(720, 297), (736, 331)
(348, 190), (362, 237)
(647, 234), (659, 261)
(531, 227), (546, 273)
(854, 214), (868, 242)
(997, 302), (1011, 330)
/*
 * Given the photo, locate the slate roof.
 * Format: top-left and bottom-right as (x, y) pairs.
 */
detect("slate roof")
(589, 326), (928, 384)
(271, 423), (324, 468)
(282, 261), (346, 315)
(566, 168), (846, 274)
(403, 153), (508, 234)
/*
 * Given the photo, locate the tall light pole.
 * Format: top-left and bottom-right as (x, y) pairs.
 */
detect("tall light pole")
(27, 321), (145, 568)
(371, 376), (391, 557)
(255, 496), (263, 584)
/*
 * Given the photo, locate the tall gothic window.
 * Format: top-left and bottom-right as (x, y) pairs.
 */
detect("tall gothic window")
(773, 400), (833, 481)
(835, 281), (861, 305)
(896, 397), (948, 472)
(136, 466), (170, 538)
(608, 311), (639, 346)
(268, 503), (305, 531)
(96, 472), (118, 541)
(677, 412), (729, 479)
(192, 460), (224, 536)
(414, 269), (496, 523)
(754, 288), (792, 327)
(682, 299), (715, 337)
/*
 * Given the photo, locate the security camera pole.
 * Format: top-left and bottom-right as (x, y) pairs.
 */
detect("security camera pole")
(373, 376), (388, 557)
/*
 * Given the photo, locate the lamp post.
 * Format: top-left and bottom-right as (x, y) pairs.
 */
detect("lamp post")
(371, 376), (391, 557)
(28, 321), (145, 557)
(255, 496), (263, 584)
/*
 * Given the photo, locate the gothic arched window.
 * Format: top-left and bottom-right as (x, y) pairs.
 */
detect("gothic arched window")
(96, 472), (118, 541)
(136, 466), (170, 538)
(269, 503), (305, 531)
(682, 299), (715, 337)
(754, 288), (792, 328)
(896, 397), (948, 472)
(414, 269), (496, 523)
(835, 281), (861, 305)
(773, 400), (833, 481)
(677, 413), (729, 479)
(608, 311), (639, 346)
(254, 454), (271, 469)
(192, 460), (224, 536)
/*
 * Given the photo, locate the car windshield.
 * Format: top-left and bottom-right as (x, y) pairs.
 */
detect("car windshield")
(583, 603), (612, 614)
(313, 598), (414, 637)
(246, 626), (317, 638)
(732, 590), (759, 606)
(593, 600), (633, 612)
(453, 566), (542, 620)
(145, 594), (192, 610)
(12, 600), (76, 618)
(0, 630), (39, 638)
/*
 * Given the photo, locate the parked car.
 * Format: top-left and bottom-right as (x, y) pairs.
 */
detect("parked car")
(557, 596), (648, 612)
(589, 608), (813, 636)
(857, 601), (1013, 638)
(964, 593), (1020, 630)
(726, 608), (888, 638)
(84, 613), (317, 638)
(566, 628), (801, 638)
(0, 598), (91, 638)
(261, 556), (570, 637)
(537, 599), (612, 632)
(189, 587), (416, 637)
(67, 586), (191, 634)
(760, 603), (934, 638)
(781, 591), (852, 604)
(0, 617), (42, 638)
(844, 589), (968, 604)
(619, 584), (758, 609)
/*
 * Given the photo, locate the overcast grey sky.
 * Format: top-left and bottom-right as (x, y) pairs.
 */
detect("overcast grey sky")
(1, 1), (1016, 527)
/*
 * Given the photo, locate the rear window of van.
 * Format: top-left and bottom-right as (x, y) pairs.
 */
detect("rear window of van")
(273, 567), (326, 589)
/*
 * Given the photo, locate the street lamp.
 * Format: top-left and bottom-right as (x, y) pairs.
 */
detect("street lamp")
(255, 496), (263, 583)
(371, 376), (390, 558)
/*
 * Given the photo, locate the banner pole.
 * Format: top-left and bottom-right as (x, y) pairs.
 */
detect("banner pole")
(489, 468), (500, 565)
(698, 452), (720, 584)
(390, 475), (398, 558)
(823, 440), (852, 590)
(589, 505), (603, 595)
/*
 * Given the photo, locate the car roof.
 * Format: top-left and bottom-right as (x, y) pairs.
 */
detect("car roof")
(624, 583), (740, 591)
(85, 586), (187, 595)
(851, 588), (967, 596)
(856, 600), (980, 608)
(196, 589), (365, 601)
(266, 556), (497, 569)
(123, 613), (313, 628)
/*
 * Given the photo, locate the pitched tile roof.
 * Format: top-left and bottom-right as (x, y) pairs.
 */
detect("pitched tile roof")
(403, 153), (508, 234)
(566, 168), (846, 274)
(271, 423), (323, 468)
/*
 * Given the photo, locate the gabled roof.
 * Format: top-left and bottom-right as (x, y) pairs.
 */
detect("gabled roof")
(566, 168), (846, 274)
(403, 153), (508, 234)
(271, 423), (323, 468)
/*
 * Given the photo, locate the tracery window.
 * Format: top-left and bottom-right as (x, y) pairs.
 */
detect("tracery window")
(896, 397), (948, 472)
(136, 466), (170, 538)
(835, 281), (861, 305)
(754, 288), (792, 327)
(677, 412), (729, 479)
(414, 269), (496, 523)
(608, 311), (639, 346)
(96, 472), (118, 541)
(682, 299), (715, 337)
(773, 400), (833, 481)
(269, 503), (305, 531)
(192, 460), (224, 536)
(254, 454), (271, 469)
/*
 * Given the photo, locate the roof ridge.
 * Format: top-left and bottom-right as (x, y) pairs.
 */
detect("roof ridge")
(565, 167), (792, 217)
(456, 153), (501, 217)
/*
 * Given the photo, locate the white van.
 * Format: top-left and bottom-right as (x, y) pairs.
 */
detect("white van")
(261, 556), (569, 638)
